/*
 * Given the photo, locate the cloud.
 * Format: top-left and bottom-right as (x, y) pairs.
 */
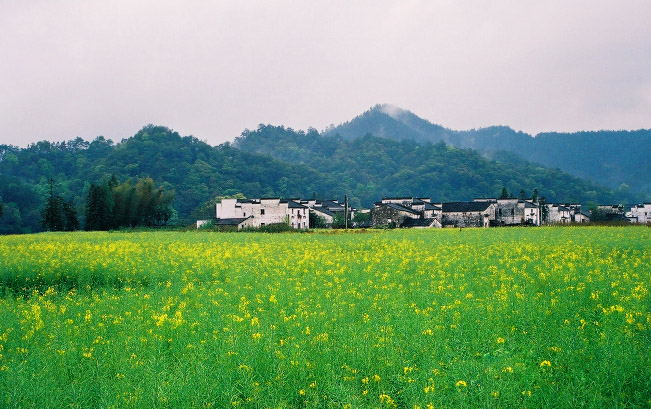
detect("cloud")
(1, 1), (650, 146)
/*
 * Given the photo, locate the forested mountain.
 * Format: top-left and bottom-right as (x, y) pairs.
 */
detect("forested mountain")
(326, 104), (651, 195)
(234, 125), (633, 206)
(0, 121), (640, 234)
(0, 126), (338, 234)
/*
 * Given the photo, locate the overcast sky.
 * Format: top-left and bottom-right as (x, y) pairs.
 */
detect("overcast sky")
(1, 1), (650, 146)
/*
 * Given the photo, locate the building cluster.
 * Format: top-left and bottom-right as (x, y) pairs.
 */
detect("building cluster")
(198, 196), (651, 230)
(197, 198), (352, 230)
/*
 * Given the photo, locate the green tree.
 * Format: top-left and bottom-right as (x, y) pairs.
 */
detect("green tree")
(519, 189), (526, 200)
(41, 178), (64, 231)
(62, 199), (79, 231)
(309, 211), (327, 228)
(85, 183), (114, 231)
(499, 187), (509, 199)
(539, 197), (549, 224)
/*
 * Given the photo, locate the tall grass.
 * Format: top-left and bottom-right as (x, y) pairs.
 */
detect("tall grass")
(0, 227), (649, 408)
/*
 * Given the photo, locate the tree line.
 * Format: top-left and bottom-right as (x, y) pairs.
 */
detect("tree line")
(41, 176), (174, 232)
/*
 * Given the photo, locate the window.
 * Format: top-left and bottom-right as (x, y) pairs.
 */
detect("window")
(243, 212), (246, 217)
(260, 209), (265, 215)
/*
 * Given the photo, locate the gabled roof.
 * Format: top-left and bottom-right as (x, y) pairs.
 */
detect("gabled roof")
(310, 207), (335, 217)
(524, 202), (538, 208)
(214, 217), (251, 226)
(401, 218), (436, 227)
(382, 203), (421, 215)
(424, 202), (441, 211)
(287, 200), (307, 209)
(442, 202), (492, 213)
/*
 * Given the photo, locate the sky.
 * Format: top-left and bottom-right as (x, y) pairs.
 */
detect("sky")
(1, 1), (650, 147)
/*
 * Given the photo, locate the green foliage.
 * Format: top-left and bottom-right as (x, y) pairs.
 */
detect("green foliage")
(40, 179), (78, 232)
(309, 211), (327, 229)
(85, 176), (174, 230)
(352, 211), (371, 224)
(0, 120), (645, 234)
(324, 105), (651, 196)
(499, 187), (509, 199)
(1, 228), (649, 407)
(235, 125), (635, 206)
(85, 183), (114, 231)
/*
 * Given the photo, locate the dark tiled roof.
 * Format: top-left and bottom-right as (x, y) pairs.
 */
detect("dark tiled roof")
(442, 202), (492, 213)
(287, 200), (307, 209)
(214, 217), (250, 226)
(320, 200), (344, 209)
(424, 202), (441, 211)
(524, 202), (538, 208)
(401, 218), (436, 227)
(382, 196), (413, 201)
(383, 203), (420, 215)
(311, 207), (335, 217)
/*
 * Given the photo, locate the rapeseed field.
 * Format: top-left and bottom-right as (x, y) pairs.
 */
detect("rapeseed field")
(0, 227), (649, 408)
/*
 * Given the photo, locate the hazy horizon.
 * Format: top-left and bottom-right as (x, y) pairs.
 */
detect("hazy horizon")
(2, 1), (650, 147)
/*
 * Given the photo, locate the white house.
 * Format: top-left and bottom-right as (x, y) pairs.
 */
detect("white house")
(215, 198), (308, 229)
(546, 204), (572, 224)
(629, 203), (651, 224)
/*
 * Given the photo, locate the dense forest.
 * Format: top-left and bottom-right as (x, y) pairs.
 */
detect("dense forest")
(0, 121), (641, 234)
(327, 105), (651, 195)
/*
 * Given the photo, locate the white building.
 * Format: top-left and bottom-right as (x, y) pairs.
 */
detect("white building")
(629, 203), (651, 224)
(546, 204), (572, 224)
(216, 198), (308, 229)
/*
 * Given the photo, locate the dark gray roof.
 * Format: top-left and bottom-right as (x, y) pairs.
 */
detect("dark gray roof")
(320, 200), (344, 208)
(382, 196), (413, 200)
(424, 202), (441, 211)
(310, 207), (335, 217)
(442, 202), (492, 213)
(287, 200), (307, 209)
(401, 218), (436, 227)
(524, 202), (538, 208)
(383, 203), (420, 215)
(214, 217), (250, 226)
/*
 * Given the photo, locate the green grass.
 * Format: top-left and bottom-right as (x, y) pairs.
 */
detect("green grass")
(0, 227), (650, 408)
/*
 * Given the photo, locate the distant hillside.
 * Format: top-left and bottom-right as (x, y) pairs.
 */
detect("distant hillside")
(0, 122), (641, 234)
(325, 104), (651, 195)
(0, 126), (340, 234)
(235, 125), (633, 207)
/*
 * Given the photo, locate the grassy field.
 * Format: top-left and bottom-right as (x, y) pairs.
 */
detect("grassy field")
(0, 227), (650, 408)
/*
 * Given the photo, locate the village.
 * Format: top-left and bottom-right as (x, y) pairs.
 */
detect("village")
(197, 196), (651, 230)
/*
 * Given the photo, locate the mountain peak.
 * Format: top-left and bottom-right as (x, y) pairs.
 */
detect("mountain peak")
(373, 104), (410, 120)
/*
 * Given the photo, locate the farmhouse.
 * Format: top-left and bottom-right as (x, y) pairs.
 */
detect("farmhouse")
(215, 198), (309, 229)
(299, 199), (355, 226)
(629, 203), (651, 224)
(372, 201), (422, 227)
(475, 198), (541, 226)
(441, 201), (496, 228)
(546, 204), (572, 224)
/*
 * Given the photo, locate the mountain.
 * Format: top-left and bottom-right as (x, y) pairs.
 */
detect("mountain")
(234, 125), (633, 206)
(0, 122), (640, 234)
(325, 104), (651, 195)
(0, 126), (340, 234)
